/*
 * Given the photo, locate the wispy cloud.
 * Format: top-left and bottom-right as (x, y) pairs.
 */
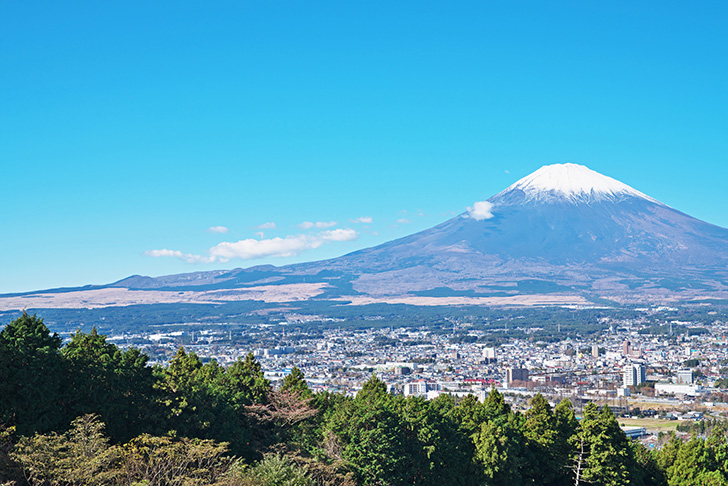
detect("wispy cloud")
(146, 229), (359, 264)
(299, 221), (337, 229)
(396, 218), (412, 224)
(256, 222), (276, 230)
(208, 226), (229, 234)
(350, 216), (373, 224)
(144, 249), (216, 264)
(467, 200), (495, 220)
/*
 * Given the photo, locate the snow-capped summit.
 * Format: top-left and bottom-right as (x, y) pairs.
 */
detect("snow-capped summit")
(492, 163), (659, 205)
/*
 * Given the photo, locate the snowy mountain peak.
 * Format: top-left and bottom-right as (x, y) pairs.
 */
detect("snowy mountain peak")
(492, 163), (660, 205)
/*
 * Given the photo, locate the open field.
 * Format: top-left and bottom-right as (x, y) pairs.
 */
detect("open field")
(618, 418), (679, 432)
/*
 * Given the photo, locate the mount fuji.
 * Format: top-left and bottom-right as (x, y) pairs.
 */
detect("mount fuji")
(4, 163), (728, 312)
(279, 163), (728, 304)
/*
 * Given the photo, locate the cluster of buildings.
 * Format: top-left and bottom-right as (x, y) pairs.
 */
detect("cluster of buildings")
(108, 312), (728, 413)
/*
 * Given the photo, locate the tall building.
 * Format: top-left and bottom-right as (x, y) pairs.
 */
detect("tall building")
(623, 363), (646, 387)
(483, 347), (497, 363)
(623, 341), (631, 356)
(404, 380), (441, 398)
(506, 367), (529, 384)
(591, 345), (600, 359)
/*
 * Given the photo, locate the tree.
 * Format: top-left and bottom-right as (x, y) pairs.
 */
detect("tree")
(394, 395), (479, 486)
(62, 328), (158, 442)
(222, 453), (314, 486)
(220, 353), (270, 412)
(523, 394), (565, 485)
(473, 419), (525, 486)
(281, 366), (311, 398)
(667, 435), (722, 486)
(0, 312), (66, 435)
(12, 414), (232, 486)
(451, 394), (487, 437)
(157, 347), (239, 447)
(325, 376), (407, 485)
(632, 441), (668, 486)
(356, 374), (388, 402)
(553, 398), (578, 485)
(11, 414), (113, 486)
(578, 403), (634, 486)
(111, 433), (230, 486)
(657, 432), (683, 473)
(469, 389), (526, 486)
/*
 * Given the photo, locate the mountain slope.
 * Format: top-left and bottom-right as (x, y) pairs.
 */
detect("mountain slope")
(288, 163), (728, 300)
(4, 163), (728, 309)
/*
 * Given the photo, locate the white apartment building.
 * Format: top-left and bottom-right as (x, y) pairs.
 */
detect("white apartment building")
(623, 363), (646, 387)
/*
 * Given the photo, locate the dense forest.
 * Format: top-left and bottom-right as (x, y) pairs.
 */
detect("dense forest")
(1, 313), (727, 485)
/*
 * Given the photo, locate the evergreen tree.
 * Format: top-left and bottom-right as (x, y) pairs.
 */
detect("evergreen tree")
(328, 376), (406, 486)
(62, 328), (157, 442)
(632, 441), (668, 486)
(450, 393), (487, 437)
(281, 366), (312, 398)
(356, 374), (388, 402)
(0, 312), (66, 435)
(657, 432), (683, 473)
(220, 352), (270, 411)
(158, 348), (258, 456)
(472, 388), (526, 486)
(667, 435), (722, 486)
(523, 394), (564, 485)
(394, 395), (479, 486)
(578, 403), (634, 486)
(553, 398), (579, 485)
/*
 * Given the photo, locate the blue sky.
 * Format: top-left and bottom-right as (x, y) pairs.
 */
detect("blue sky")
(2, 1), (727, 293)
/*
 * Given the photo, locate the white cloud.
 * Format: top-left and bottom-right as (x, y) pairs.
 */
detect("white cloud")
(396, 218), (412, 224)
(467, 200), (495, 220)
(210, 228), (357, 260)
(256, 222), (276, 230)
(208, 226), (229, 234)
(144, 249), (215, 264)
(299, 221), (337, 229)
(350, 216), (373, 224)
(319, 228), (358, 241)
(146, 229), (359, 264)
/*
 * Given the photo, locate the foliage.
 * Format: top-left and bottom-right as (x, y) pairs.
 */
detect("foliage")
(12, 414), (114, 486)
(280, 367), (311, 399)
(0, 313), (66, 435)
(8, 314), (728, 486)
(222, 454), (314, 486)
(110, 434), (230, 486)
(62, 328), (158, 442)
(576, 403), (635, 486)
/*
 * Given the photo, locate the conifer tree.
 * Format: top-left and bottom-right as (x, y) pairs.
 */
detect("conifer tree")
(523, 394), (563, 485)
(578, 403), (634, 486)
(667, 435), (722, 486)
(62, 327), (156, 442)
(0, 312), (66, 435)
(281, 366), (312, 398)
